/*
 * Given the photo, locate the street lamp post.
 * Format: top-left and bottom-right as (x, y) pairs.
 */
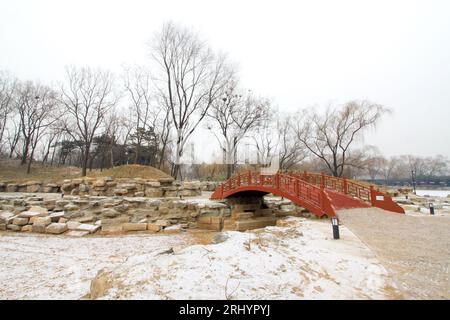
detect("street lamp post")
(411, 170), (417, 195)
(331, 217), (340, 239)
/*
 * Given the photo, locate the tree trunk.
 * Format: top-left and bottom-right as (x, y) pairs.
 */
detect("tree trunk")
(134, 143), (140, 164)
(226, 163), (232, 179)
(21, 139), (30, 165)
(50, 143), (57, 166)
(81, 145), (90, 177)
(27, 147), (36, 174)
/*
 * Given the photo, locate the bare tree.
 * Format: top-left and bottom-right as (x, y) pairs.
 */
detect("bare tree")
(149, 21), (233, 180)
(123, 65), (156, 164)
(295, 100), (389, 177)
(123, 65), (172, 168)
(252, 117), (278, 168)
(0, 70), (17, 153)
(60, 66), (119, 176)
(15, 81), (59, 173)
(425, 155), (448, 177)
(278, 115), (307, 170)
(207, 80), (270, 178)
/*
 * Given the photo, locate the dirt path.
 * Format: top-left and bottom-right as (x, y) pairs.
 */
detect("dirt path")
(337, 207), (450, 299)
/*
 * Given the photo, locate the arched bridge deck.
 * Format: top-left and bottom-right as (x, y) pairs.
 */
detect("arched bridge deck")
(210, 171), (405, 218)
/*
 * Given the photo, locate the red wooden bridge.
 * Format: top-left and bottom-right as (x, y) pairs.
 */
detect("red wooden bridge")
(210, 171), (405, 218)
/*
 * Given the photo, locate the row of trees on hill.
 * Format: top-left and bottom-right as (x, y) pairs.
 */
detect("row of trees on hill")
(1, 22), (448, 180)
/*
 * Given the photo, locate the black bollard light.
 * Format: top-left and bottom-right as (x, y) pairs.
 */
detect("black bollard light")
(331, 217), (340, 239)
(429, 202), (435, 215)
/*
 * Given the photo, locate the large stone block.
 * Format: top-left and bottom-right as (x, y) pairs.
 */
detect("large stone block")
(77, 224), (100, 234)
(43, 184), (59, 193)
(122, 223), (147, 232)
(67, 221), (81, 230)
(18, 210), (46, 218)
(33, 216), (52, 226)
(66, 230), (90, 237)
(101, 208), (120, 218)
(0, 211), (15, 224)
(49, 212), (65, 222)
(32, 224), (46, 233)
(231, 212), (254, 220)
(144, 188), (163, 197)
(162, 224), (182, 234)
(46, 223), (68, 234)
(78, 216), (95, 223)
(118, 183), (137, 190)
(94, 179), (106, 187)
(6, 184), (18, 192)
(64, 204), (80, 211)
(21, 225), (32, 232)
(13, 217), (29, 226)
(234, 216), (277, 231)
(7, 224), (21, 231)
(101, 216), (130, 225)
(101, 224), (122, 233)
(26, 182), (42, 193)
(147, 223), (161, 233)
(145, 181), (161, 188)
(197, 216), (223, 231)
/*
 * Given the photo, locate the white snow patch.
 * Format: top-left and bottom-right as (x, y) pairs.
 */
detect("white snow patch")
(100, 218), (392, 300)
(415, 190), (450, 198)
(0, 218), (394, 300)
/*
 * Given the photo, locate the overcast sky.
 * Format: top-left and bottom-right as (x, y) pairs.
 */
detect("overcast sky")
(1, 0), (449, 161)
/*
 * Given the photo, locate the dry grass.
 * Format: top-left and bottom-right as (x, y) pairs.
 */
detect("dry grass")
(87, 164), (172, 180)
(0, 159), (81, 183)
(0, 160), (172, 183)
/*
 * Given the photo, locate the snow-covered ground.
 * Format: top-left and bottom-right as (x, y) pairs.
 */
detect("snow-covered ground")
(415, 189), (450, 197)
(0, 232), (196, 299)
(0, 217), (396, 300)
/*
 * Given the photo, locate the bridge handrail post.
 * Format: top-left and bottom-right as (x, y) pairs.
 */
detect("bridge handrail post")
(370, 185), (376, 205)
(321, 172), (326, 189)
(320, 185), (325, 209)
(303, 170), (308, 182)
(248, 170), (252, 185)
(343, 178), (348, 194)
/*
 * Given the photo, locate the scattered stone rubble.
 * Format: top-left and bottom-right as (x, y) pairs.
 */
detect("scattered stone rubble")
(0, 193), (304, 237)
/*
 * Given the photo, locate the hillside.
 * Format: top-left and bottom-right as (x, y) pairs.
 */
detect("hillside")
(0, 160), (172, 183)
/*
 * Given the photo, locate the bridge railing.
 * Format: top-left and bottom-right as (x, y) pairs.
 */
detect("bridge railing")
(290, 170), (404, 213)
(212, 170), (404, 215)
(211, 171), (337, 217)
(292, 171), (372, 203)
